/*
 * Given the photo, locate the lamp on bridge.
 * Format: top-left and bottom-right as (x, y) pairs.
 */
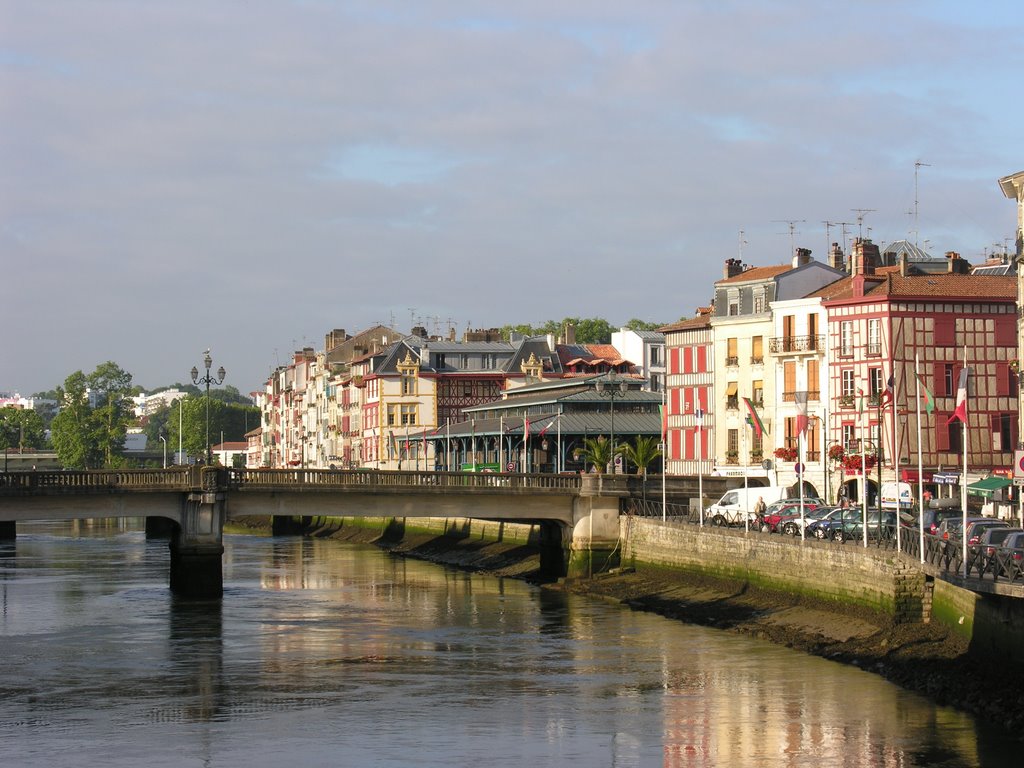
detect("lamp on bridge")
(594, 371), (629, 474)
(191, 350), (226, 465)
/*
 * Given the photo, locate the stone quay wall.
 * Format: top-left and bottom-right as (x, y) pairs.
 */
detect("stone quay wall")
(621, 516), (927, 621)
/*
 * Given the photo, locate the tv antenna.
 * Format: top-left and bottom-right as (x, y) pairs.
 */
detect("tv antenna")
(773, 220), (805, 256)
(913, 161), (930, 248)
(851, 209), (875, 239)
(738, 228), (748, 260)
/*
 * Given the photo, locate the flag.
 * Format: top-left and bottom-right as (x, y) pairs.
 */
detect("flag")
(793, 391), (809, 436)
(523, 418), (530, 438)
(694, 407), (704, 434)
(878, 373), (895, 408)
(917, 373), (935, 415)
(742, 397), (765, 438)
(857, 388), (865, 415)
(946, 368), (969, 424)
(539, 418), (556, 437)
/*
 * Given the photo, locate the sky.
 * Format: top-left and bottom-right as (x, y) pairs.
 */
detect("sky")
(2, 1), (1023, 397)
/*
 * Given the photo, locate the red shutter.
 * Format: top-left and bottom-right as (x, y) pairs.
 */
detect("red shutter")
(683, 387), (693, 414)
(936, 416), (950, 451)
(995, 316), (1016, 346)
(669, 348), (680, 375)
(696, 345), (707, 373)
(672, 387), (681, 416)
(670, 429), (681, 461)
(996, 362), (1010, 396)
(934, 316), (955, 346)
(933, 362), (945, 397)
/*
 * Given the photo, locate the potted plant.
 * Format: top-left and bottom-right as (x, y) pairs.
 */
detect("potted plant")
(773, 446), (798, 462)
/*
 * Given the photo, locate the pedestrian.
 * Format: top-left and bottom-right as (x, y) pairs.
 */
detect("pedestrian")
(754, 495), (766, 527)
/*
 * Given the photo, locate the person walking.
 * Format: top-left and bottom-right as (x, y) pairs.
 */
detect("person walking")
(754, 496), (767, 530)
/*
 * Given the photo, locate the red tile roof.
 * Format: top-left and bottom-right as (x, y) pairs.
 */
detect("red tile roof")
(811, 270), (1016, 302)
(659, 314), (712, 332)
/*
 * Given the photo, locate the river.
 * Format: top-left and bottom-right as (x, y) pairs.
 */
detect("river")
(0, 519), (1016, 767)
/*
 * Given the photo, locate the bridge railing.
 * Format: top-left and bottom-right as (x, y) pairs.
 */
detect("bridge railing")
(0, 468), (195, 493)
(225, 468), (580, 492)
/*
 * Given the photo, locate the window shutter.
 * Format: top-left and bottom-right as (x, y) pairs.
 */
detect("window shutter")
(996, 362), (1010, 397)
(936, 416), (950, 451)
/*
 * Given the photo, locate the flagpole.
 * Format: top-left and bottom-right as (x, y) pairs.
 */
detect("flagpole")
(557, 412), (562, 474)
(893, 369), (901, 553)
(499, 416), (504, 473)
(961, 345), (968, 578)
(743, 424), (749, 533)
(798, 429), (805, 537)
(661, 386), (667, 522)
(915, 355), (925, 563)
(860, 388), (868, 548)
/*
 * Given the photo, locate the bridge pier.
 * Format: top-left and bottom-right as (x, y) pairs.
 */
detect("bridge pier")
(169, 491), (225, 599)
(0, 520), (14, 540)
(567, 475), (626, 578)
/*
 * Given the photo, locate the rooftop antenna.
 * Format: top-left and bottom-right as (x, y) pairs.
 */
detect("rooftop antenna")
(773, 219), (805, 256)
(738, 228), (748, 260)
(408, 307), (417, 331)
(851, 209), (875, 239)
(914, 161), (930, 248)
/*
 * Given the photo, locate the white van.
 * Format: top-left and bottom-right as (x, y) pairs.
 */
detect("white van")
(880, 482), (913, 510)
(707, 486), (789, 526)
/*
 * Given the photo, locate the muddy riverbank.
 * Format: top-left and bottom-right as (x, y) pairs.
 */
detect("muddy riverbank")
(237, 518), (1024, 737)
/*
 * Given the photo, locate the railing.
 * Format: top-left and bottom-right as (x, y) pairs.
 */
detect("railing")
(0, 467), (582, 495)
(769, 335), (824, 354)
(725, 356), (739, 367)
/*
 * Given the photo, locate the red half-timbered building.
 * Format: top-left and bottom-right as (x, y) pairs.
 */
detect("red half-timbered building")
(813, 241), (1017, 501)
(660, 310), (713, 475)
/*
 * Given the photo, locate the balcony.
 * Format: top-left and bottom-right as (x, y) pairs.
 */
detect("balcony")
(725, 356), (739, 367)
(866, 343), (881, 357)
(769, 335), (824, 355)
(781, 390), (821, 402)
(726, 397), (739, 411)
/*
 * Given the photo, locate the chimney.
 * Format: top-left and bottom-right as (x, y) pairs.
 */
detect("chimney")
(851, 238), (879, 276)
(324, 329), (347, 352)
(792, 247), (812, 268)
(828, 242), (845, 271)
(946, 251), (970, 274)
(723, 258), (744, 279)
(564, 323), (577, 345)
(411, 325), (428, 339)
(900, 253), (909, 276)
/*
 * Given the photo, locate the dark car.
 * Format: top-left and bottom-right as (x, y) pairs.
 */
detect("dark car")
(965, 519), (1010, 549)
(936, 515), (987, 542)
(980, 526), (1024, 558)
(994, 532), (1024, 580)
(832, 509), (898, 543)
(917, 508), (964, 536)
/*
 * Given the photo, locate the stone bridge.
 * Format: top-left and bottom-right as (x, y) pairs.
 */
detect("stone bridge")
(0, 467), (627, 597)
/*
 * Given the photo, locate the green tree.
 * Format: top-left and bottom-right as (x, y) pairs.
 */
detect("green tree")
(0, 408), (47, 450)
(624, 318), (666, 332)
(616, 435), (662, 476)
(50, 371), (102, 468)
(574, 436), (615, 473)
(88, 361), (134, 468)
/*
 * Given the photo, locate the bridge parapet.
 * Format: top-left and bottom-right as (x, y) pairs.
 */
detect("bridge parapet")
(226, 468), (580, 494)
(0, 468), (195, 494)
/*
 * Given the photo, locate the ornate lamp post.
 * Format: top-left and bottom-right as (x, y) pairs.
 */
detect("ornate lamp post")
(594, 371), (629, 474)
(191, 350), (226, 465)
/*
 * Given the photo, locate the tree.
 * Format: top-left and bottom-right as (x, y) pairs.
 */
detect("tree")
(50, 363), (134, 469)
(0, 408), (47, 451)
(50, 371), (102, 468)
(617, 436), (662, 476)
(574, 436), (614, 473)
(624, 318), (666, 332)
(88, 362), (134, 468)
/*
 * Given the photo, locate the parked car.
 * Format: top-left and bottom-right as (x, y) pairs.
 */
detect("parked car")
(761, 500), (822, 533)
(807, 507), (866, 540)
(936, 516), (988, 542)
(980, 527), (1024, 558)
(917, 508), (964, 536)
(995, 531), (1024, 579)
(832, 509), (898, 543)
(774, 504), (835, 536)
(965, 519), (1010, 548)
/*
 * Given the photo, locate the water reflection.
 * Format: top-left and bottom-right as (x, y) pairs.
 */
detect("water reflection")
(0, 521), (1014, 767)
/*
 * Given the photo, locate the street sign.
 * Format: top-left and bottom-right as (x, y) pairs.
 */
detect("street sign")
(506, 461), (516, 472)
(1015, 450), (1024, 478)
(1014, 478), (1024, 487)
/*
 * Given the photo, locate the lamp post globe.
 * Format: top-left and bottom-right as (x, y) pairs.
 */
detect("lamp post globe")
(191, 350), (226, 465)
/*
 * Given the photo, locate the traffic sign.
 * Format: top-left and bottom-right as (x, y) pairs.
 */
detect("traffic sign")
(1015, 450), (1024, 478)
(506, 461), (516, 472)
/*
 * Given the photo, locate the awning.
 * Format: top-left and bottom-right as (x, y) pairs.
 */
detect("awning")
(725, 382), (738, 396)
(967, 476), (1013, 498)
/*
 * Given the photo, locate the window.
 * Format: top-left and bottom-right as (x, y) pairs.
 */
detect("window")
(840, 321), (853, 357)
(728, 290), (739, 316)
(401, 371), (416, 395)
(841, 369), (856, 399)
(870, 368), (883, 396)
(783, 315), (795, 341)
(842, 423), (856, 452)
(993, 414), (1014, 452)
(649, 346), (663, 366)
(807, 359), (820, 400)
(867, 319), (881, 356)
(751, 430), (763, 456)
(806, 420), (820, 461)
(751, 336), (763, 364)
(727, 429), (739, 454)
(783, 361), (796, 399)
(948, 420), (962, 454)
(725, 381), (739, 409)
(726, 338), (738, 366)
(435, 353), (446, 369)
(784, 417), (798, 450)
(753, 289), (767, 314)
(400, 404), (417, 426)
(944, 364), (955, 397)
(752, 379), (764, 405)
(808, 313), (819, 344)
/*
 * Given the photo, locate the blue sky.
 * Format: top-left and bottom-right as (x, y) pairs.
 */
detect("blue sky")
(1, 1), (1022, 395)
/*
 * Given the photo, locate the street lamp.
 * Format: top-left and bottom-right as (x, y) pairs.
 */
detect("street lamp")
(191, 349), (226, 465)
(159, 435), (167, 469)
(594, 371), (629, 474)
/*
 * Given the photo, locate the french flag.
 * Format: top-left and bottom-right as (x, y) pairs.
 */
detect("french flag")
(946, 368), (969, 424)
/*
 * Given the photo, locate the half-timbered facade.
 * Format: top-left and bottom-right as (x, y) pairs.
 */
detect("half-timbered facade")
(814, 241), (1018, 502)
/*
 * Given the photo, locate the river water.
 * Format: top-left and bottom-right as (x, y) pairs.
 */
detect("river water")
(0, 520), (1016, 767)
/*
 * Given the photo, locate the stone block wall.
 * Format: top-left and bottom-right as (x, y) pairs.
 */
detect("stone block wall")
(622, 517), (926, 620)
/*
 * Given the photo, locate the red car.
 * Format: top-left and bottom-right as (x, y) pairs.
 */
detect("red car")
(761, 501), (820, 534)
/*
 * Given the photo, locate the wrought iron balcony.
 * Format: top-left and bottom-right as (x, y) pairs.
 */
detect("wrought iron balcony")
(769, 335), (824, 354)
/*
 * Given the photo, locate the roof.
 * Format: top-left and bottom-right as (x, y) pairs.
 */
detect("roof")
(809, 270), (1016, 302)
(716, 264), (792, 285)
(659, 313), (712, 333)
